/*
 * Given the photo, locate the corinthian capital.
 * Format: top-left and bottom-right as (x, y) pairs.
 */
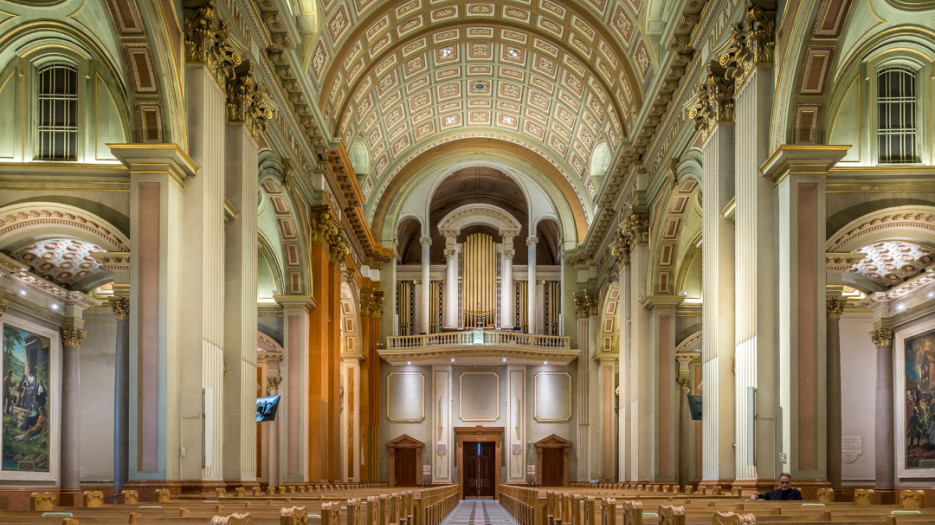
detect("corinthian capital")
(718, 2), (776, 90)
(573, 292), (596, 319)
(227, 67), (274, 140)
(185, 1), (242, 88)
(0, 298), (8, 320)
(622, 212), (650, 246)
(826, 296), (846, 320)
(62, 328), (87, 348)
(610, 231), (631, 267)
(311, 210), (349, 265)
(688, 63), (735, 140)
(109, 297), (130, 321)
(870, 328), (894, 349)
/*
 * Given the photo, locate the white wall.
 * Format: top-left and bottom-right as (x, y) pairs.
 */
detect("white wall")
(839, 311), (876, 484)
(79, 310), (117, 482)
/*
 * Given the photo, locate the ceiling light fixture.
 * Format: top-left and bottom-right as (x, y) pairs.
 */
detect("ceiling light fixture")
(441, 47), (453, 58)
(507, 48), (519, 58)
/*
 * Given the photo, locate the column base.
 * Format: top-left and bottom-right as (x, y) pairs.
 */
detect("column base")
(57, 488), (83, 507)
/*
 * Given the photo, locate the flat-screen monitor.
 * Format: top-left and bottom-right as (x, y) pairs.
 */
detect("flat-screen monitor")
(256, 394), (281, 422)
(687, 394), (702, 421)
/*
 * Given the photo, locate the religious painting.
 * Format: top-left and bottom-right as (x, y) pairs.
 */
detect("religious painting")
(1, 316), (57, 481)
(896, 320), (935, 477)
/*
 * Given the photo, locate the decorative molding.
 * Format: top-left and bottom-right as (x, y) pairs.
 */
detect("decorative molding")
(675, 331), (703, 354)
(387, 372), (425, 422)
(534, 372), (572, 422)
(438, 204), (522, 238)
(459, 371), (500, 422)
(826, 252), (866, 272)
(573, 291), (597, 319)
(0, 253), (99, 310)
(0, 298), (8, 319)
(870, 328), (894, 349)
(91, 252), (130, 271)
(62, 328), (87, 347)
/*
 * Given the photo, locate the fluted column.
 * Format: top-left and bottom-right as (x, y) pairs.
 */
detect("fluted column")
(61, 325), (87, 499)
(574, 292), (595, 481)
(871, 328), (895, 490)
(421, 236), (432, 334)
(826, 296), (846, 489)
(109, 296), (130, 494)
(611, 228), (631, 480)
(526, 237), (537, 333)
(444, 236), (458, 329)
(629, 226), (651, 482)
(500, 236), (515, 330)
(692, 59), (736, 489)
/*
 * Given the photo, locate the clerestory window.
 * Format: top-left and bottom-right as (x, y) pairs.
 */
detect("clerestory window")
(36, 63), (78, 161)
(876, 66), (917, 164)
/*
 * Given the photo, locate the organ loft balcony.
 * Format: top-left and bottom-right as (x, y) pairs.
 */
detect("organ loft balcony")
(379, 330), (579, 366)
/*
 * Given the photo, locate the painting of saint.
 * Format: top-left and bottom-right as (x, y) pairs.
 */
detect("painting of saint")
(2, 323), (51, 473)
(904, 328), (935, 469)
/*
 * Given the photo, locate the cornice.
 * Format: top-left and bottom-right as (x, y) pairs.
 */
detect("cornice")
(0, 253), (99, 310)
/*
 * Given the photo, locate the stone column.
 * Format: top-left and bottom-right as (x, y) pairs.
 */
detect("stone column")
(527, 237), (537, 333)
(646, 296), (682, 483)
(693, 63), (736, 488)
(359, 289), (384, 482)
(110, 145), (197, 485)
(628, 214), (652, 482)
(871, 327), (895, 491)
(611, 230), (631, 480)
(444, 236), (458, 329)
(500, 235), (515, 330)
(223, 67), (265, 484)
(259, 354), (282, 488)
(275, 295), (315, 482)
(61, 325), (87, 503)
(421, 236), (432, 334)
(109, 296), (130, 494)
(574, 292), (595, 481)
(675, 353), (694, 490)
(826, 296), (846, 490)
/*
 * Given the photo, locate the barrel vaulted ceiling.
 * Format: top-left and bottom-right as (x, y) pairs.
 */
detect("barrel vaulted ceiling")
(307, 0), (653, 223)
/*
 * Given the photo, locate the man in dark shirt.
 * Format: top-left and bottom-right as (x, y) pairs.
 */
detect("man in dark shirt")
(750, 473), (803, 500)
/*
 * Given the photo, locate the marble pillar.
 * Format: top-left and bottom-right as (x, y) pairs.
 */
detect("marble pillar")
(526, 236), (537, 333)
(826, 296), (846, 489)
(444, 237), (458, 329)
(500, 237), (515, 330)
(109, 296), (130, 494)
(61, 325), (87, 499)
(871, 328), (895, 490)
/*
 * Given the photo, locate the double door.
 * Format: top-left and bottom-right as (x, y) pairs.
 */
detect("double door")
(463, 441), (495, 498)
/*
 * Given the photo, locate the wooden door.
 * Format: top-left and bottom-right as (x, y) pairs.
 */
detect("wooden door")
(394, 448), (417, 487)
(541, 447), (564, 486)
(463, 442), (496, 497)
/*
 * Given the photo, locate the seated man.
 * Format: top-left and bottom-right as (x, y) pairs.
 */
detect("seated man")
(750, 473), (803, 500)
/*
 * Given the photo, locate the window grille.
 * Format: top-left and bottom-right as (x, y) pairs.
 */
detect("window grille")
(877, 66), (917, 164)
(37, 64), (78, 161)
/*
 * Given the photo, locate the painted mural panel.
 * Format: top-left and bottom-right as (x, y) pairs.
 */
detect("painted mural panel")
(2, 323), (51, 473)
(904, 328), (935, 470)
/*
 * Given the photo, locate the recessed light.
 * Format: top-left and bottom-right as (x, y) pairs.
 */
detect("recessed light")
(451, 358), (455, 362)
(18, 289), (26, 296)
(543, 361), (548, 365)
(441, 47), (453, 58)
(502, 358), (507, 362)
(407, 361), (411, 365)
(50, 303), (59, 311)
(507, 48), (519, 58)
(897, 304), (906, 311)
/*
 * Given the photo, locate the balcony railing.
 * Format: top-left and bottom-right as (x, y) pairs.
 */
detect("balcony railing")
(387, 330), (570, 349)
(381, 330), (577, 364)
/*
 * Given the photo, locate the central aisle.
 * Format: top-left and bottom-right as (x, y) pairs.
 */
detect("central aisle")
(441, 500), (520, 525)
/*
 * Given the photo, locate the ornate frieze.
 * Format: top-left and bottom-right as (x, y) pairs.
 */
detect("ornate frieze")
(688, 63), (734, 140)
(185, 0), (242, 89)
(870, 328), (894, 349)
(62, 328), (88, 348)
(826, 296), (846, 320)
(226, 67), (274, 140)
(109, 297), (130, 321)
(311, 210), (349, 265)
(718, 1), (776, 90)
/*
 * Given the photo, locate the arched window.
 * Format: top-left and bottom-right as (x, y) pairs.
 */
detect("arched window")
(36, 63), (78, 161)
(877, 66), (917, 164)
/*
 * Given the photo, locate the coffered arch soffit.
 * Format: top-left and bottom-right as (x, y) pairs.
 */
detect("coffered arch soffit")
(312, 1), (652, 213)
(375, 141), (583, 246)
(649, 176), (701, 296)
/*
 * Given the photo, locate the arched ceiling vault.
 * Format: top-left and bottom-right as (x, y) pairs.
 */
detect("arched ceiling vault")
(310, 1), (652, 222)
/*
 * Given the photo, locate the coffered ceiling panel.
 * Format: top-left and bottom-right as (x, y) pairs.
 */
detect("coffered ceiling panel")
(309, 0), (652, 219)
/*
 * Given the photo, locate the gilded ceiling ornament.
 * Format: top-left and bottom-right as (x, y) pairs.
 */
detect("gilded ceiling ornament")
(184, 1), (242, 88)
(62, 328), (88, 348)
(870, 328), (894, 349)
(109, 296), (130, 321)
(826, 296), (846, 320)
(226, 67), (273, 140)
(688, 64), (734, 140)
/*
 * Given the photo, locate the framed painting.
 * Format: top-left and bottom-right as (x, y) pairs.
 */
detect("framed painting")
(896, 316), (935, 478)
(1, 315), (59, 481)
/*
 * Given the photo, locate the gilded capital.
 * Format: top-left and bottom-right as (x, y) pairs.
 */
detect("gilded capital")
(62, 328), (87, 348)
(184, 1), (242, 88)
(369, 291), (385, 318)
(676, 376), (691, 392)
(688, 63), (734, 139)
(621, 212), (649, 246)
(718, 2), (776, 90)
(109, 297), (130, 321)
(311, 211), (349, 265)
(226, 67), (273, 140)
(610, 231), (631, 267)
(0, 297), (8, 319)
(573, 293), (596, 319)
(826, 296), (846, 320)
(419, 236), (433, 246)
(870, 328), (894, 349)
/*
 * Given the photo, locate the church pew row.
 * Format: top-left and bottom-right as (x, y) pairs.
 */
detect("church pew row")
(498, 485), (932, 525)
(9, 486), (458, 525)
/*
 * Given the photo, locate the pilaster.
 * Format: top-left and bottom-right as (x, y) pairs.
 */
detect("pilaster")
(646, 295), (683, 483)
(274, 295), (314, 483)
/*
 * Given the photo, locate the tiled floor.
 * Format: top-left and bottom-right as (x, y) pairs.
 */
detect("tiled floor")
(441, 500), (519, 525)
